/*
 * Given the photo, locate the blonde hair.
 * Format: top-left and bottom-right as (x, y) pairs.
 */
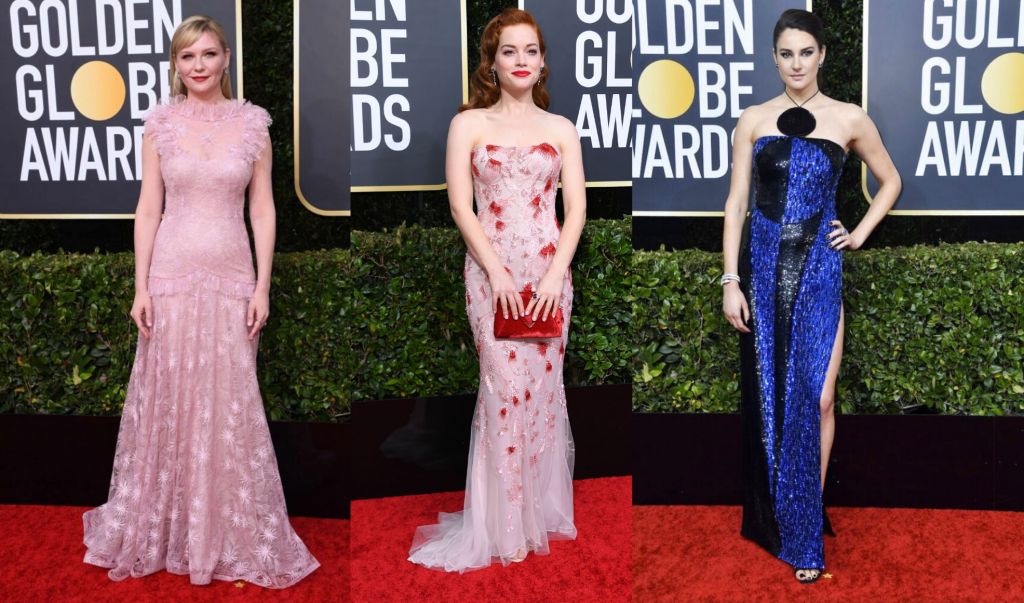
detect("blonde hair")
(169, 15), (233, 99)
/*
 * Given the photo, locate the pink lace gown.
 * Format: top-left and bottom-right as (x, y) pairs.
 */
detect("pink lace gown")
(407, 143), (577, 572)
(82, 97), (319, 588)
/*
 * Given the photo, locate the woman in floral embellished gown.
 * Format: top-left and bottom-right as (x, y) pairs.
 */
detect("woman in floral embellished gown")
(407, 8), (587, 573)
(82, 16), (318, 587)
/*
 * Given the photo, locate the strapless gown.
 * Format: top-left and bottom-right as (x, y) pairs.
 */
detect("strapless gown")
(738, 135), (847, 570)
(82, 97), (319, 587)
(408, 143), (576, 573)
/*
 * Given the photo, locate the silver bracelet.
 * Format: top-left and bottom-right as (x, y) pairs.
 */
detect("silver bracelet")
(721, 273), (741, 286)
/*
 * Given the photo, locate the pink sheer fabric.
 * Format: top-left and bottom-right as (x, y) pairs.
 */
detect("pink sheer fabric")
(408, 143), (577, 573)
(82, 97), (319, 588)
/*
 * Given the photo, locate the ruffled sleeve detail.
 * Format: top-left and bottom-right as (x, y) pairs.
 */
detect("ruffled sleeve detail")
(142, 102), (180, 159)
(239, 103), (273, 164)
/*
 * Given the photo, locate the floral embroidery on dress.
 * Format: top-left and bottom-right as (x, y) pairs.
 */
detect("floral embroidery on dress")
(83, 97), (318, 588)
(407, 143), (576, 573)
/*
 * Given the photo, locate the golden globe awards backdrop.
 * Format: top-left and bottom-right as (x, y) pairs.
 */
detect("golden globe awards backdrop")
(864, 0), (1024, 214)
(0, 0), (241, 218)
(632, 0), (808, 216)
(350, 0), (465, 191)
(520, 0), (632, 186)
(295, 0), (350, 215)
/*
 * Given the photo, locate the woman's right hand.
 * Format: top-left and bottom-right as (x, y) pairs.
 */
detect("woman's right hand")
(489, 268), (524, 321)
(131, 290), (153, 339)
(723, 282), (751, 333)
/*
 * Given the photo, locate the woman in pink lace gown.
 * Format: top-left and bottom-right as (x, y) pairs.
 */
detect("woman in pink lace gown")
(407, 9), (587, 572)
(82, 16), (318, 588)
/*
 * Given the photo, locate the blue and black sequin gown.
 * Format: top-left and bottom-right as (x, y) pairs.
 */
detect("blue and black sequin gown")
(738, 135), (847, 570)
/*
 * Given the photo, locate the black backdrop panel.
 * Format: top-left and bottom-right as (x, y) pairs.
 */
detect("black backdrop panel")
(295, 0), (351, 215)
(864, 1), (1024, 213)
(352, 384), (632, 500)
(522, 0), (632, 185)
(0, 414), (351, 519)
(349, 0), (464, 190)
(633, 413), (1024, 511)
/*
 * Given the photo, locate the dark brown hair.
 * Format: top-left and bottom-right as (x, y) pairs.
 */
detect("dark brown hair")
(459, 8), (549, 112)
(773, 9), (825, 50)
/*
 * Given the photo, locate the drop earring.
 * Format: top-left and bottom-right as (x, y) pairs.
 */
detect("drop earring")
(536, 66), (543, 87)
(491, 69), (497, 86)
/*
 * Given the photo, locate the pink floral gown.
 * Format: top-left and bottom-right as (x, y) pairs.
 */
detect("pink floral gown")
(82, 97), (319, 588)
(408, 143), (577, 572)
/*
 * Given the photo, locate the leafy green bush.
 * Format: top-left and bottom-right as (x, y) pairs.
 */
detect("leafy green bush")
(0, 250), (352, 421)
(633, 243), (1024, 416)
(350, 219), (633, 401)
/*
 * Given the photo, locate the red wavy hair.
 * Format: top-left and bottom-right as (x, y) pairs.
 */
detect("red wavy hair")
(459, 8), (549, 112)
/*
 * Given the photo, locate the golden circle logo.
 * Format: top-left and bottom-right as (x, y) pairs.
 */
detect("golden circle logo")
(638, 60), (694, 119)
(70, 61), (126, 121)
(981, 52), (1024, 115)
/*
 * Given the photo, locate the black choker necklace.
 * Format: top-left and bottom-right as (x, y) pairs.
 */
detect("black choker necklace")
(777, 88), (819, 137)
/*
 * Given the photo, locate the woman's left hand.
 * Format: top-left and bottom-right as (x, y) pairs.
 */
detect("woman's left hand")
(827, 220), (861, 251)
(525, 269), (564, 322)
(247, 290), (270, 340)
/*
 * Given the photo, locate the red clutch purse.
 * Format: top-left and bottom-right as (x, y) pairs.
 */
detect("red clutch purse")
(494, 291), (563, 339)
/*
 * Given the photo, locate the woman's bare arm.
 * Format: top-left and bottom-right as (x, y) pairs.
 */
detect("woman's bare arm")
(446, 111), (525, 319)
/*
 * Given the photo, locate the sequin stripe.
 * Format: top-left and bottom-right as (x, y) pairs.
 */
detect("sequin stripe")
(148, 271), (255, 299)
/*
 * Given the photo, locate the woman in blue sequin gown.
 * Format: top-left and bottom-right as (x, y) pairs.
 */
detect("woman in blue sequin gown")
(721, 10), (901, 583)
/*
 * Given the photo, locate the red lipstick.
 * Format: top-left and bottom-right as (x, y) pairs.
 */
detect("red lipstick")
(511, 71), (531, 77)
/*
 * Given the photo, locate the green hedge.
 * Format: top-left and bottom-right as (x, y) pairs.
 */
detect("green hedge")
(350, 219), (633, 401)
(632, 243), (1024, 416)
(0, 250), (352, 422)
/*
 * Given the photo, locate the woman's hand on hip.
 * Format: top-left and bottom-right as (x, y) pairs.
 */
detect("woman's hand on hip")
(827, 220), (861, 251)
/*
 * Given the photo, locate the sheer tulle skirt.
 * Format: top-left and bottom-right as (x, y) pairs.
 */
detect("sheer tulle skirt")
(407, 258), (576, 573)
(82, 283), (319, 587)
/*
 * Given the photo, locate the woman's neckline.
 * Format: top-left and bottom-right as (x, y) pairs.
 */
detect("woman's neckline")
(755, 134), (848, 156)
(165, 94), (245, 121)
(472, 142), (562, 157)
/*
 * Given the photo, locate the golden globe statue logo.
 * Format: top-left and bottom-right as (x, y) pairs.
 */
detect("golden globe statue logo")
(980, 52), (1024, 115)
(637, 59), (694, 119)
(70, 61), (127, 121)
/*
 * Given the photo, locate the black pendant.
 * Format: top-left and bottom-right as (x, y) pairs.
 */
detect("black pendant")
(777, 107), (816, 137)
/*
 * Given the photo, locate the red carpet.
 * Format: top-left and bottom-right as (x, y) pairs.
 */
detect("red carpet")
(0, 505), (349, 603)
(351, 476), (632, 602)
(634, 505), (1024, 603)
